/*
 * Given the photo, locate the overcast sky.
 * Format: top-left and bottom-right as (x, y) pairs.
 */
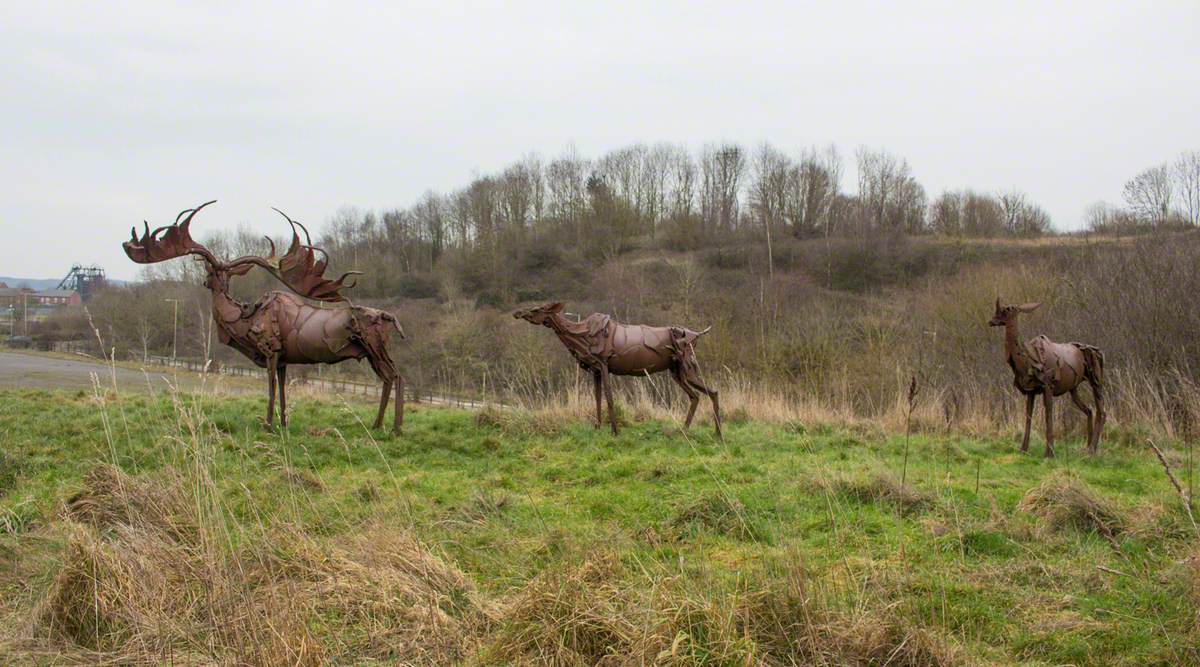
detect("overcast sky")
(1, 2), (1197, 281)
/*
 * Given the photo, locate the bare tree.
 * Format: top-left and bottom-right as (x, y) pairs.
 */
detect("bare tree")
(750, 143), (792, 275)
(545, 147), (590, 242)
(856, 147), (925, 233)
(1175, 150), (1200, 226)
(789, 144), (842, 237)
(998, 190), (1051, 236)
(666, 146), (697, 219)
(1084, 201), (1140, 235)
(1124, 164), (1175, 225)
(929, 190), (965, 235)
(414, 192), (446, 265)
(700, 143), (745, 232)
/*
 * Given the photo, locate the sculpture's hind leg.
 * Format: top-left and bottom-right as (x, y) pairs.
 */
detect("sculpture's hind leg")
(1020, 392), (1035, 453)
(278, 364), (288, 428)
(394, 375), (405, 432)
(689, 378), (722, 441)
(1042, 391), (1055, 458)
(1089, 378), (1105, 454)
(601, 366), (618, 436)
(670, 365), (700, 430)
(681, 365), (722, 440)
(1069, 388), (1094, 455)
(592, 370), (603, 429)
(364, 345), (402, 433)
(265, 355), (278, 432)
(374, 374), (391, 429)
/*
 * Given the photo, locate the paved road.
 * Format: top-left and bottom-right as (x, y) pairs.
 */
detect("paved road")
(0, 351), (249, 395)
(0, 351), (497, 409)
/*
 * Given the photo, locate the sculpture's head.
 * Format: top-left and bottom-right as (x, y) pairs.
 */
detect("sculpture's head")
(200, 260), (253, 292)
(513, 302), (564, 327)
(989, 298), (1041, 327)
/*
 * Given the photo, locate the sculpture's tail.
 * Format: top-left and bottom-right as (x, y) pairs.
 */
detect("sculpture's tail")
(382, 312), (406, 339)
(671, 325), (711, 350)
(1073, 343), (1104, 386)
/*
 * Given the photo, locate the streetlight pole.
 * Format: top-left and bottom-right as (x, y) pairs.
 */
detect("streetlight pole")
(22, 293), (28, 337)
(164, 298), (180, 365)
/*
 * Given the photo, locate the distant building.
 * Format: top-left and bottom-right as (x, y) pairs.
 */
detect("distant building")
(0, 286), (33, 307)
(33, 289), (82, 306)
(0, 287), (81, 308)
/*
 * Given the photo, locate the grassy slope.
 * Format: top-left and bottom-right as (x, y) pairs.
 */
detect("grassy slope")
(1, 388), (1197, 665)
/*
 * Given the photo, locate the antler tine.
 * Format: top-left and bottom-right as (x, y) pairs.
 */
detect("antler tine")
(178, 199), (217, 231)
(270, 206), (298, 226)
(293, 218), (316, 247)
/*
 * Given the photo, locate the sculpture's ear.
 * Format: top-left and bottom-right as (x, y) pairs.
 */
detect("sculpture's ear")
(994, 298), (1002, 314)
(547, 302), (565, 313)
(1017, 302), (1042, 313)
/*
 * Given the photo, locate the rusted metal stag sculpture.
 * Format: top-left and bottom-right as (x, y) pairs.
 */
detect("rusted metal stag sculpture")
(990, 299), (1105, 457)
(514, 302), (722, 439)
(123, 201), (406, 432)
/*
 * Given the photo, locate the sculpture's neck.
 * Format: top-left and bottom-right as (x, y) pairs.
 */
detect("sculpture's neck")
(1004, 320), (1028, 369)
(210, 286), (246, 324)
(546, 313), (594, 362)
(547, 313), (586, 338)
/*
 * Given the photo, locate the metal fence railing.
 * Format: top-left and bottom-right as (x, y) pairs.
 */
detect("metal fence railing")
(50, 340), (494, 409)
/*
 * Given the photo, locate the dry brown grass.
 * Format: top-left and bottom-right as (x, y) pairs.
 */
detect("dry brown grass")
(1017, 471), (1125, 543)
(475, 402), (568, 437)
(669, 491), (768, 542)
(8, 461), (968, 666)
(816, 470), (932, 516)
(477, 547), (966, 667)
(5, 464), (495, 666)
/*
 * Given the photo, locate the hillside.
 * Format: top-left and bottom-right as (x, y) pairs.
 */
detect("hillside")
(1, 387), (1197, 664)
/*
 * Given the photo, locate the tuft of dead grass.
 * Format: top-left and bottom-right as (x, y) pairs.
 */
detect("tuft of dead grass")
(16, 464), (494, 666)
(1017, 471), (1125, 543)
(62, 464), (197, 544)
(819, 470), (932, 516)
(669, 492), (770, 542)
(279, 466), (324, 493)
(476, 404), (565, 437)
(480, 547), (965, 666)
(744, 568), (965, 666)
(259, 525), (496, 664)
(480, 551), (643, 665)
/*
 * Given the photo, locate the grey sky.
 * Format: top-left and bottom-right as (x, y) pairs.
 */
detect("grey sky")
(2, 2), (1197, 281)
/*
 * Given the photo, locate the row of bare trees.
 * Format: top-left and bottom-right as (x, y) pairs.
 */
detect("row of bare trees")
(929, 189), (1051, 237)
(1087, 150), (1200, 233)
(307, 142), (1056, 300)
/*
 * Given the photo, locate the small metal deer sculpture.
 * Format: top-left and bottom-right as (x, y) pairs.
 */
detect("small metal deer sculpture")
(990, 299), (1105, 457)
(514, 302), (722, 439)
(123, 201), (406, 432)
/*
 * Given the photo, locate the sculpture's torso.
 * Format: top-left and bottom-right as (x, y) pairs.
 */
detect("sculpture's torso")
(212, 290), (389, 368)
(1005, 323), (1085, 396)
(549, 313), (703, 375)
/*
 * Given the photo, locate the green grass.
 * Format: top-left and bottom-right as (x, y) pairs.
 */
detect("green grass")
(1, 388), (1197, 665)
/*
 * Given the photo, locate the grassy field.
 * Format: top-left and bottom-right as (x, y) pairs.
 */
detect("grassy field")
(1, 386), (1198, 665)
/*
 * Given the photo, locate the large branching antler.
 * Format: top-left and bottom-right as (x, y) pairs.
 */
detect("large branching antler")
(225, 208), (360, 303)
(123, 200), (220, 266)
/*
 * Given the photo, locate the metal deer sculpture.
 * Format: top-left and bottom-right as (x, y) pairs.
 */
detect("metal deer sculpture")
(989, 299), (1105, 457)
(123, 201), (406, 432)
(513, 302), (722, 439)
